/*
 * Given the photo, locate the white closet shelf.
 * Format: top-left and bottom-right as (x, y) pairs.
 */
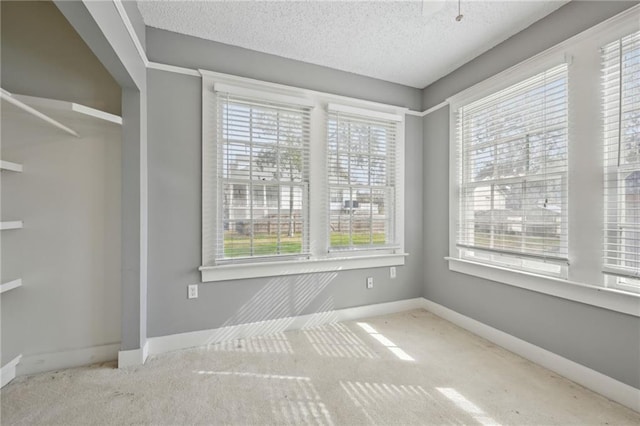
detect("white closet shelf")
(1, 88), (122, 138)
(0, 161), (23, 172)
(0, 221), (23, 230)
(1, 88), (79, 137)
(13, 93), (123, 125)
(0, 279), (22, 294)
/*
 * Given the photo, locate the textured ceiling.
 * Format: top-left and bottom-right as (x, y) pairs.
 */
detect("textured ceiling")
(137, 1), (568, 89)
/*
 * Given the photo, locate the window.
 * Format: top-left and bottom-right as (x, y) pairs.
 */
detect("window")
(216, 91), (311, 262)
(455, 64), (569, 277)
(603, 30), (640, 293)
(446, 7), (640, 316)
(327, 105), (399, 251)
(201, 77), (406, 282)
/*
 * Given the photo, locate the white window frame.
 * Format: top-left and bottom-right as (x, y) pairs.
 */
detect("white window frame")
(214, 89), (313, 263)
(454, 62), (570, 279)
(602, 30), (640, 293)
(326, 103), (402, 253)
(447, 5), (640, 317)
(200, 71), (407, 282)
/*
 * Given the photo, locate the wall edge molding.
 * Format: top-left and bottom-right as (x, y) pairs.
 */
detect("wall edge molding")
(16, 343), (120, 377)
(1, 355), (23, 388)
(6, 296), (636, 415)
(118, 341), (149, 368)
(420, 298), (640, 413)
(147, 297), (425, 356)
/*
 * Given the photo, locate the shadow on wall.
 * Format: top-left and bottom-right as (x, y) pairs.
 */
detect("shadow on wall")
(201, 271), (340, 346)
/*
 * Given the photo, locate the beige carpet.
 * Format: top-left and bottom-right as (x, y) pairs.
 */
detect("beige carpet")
(2, 309), (639, 425)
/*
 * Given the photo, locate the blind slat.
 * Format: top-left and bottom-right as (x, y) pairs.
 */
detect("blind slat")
(457, 63), (569, 272)
(216, 92), (311, 262)
(602, 30), (640, 291)
(327, 108), (397, 250)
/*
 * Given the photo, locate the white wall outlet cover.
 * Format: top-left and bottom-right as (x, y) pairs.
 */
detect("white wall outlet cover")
(366, 277), (374, 289)
(188, 284), (198, 299)
(390, 267), (397, 279)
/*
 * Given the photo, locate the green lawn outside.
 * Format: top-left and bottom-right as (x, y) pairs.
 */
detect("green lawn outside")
(224, 232), (387, 257)
(474, 233), (561, 253)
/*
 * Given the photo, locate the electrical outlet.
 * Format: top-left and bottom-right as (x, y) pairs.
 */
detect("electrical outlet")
(390, 267), (397, 279)
(366, 277), (374, 289)
(188, 284), (198, 299)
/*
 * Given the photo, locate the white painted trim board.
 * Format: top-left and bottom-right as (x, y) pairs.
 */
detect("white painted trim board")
(0, 278), (23, 294)
(1, 88), (79, 137)
(144, 296), (639, 413)
(113, 0), (149, 67)
(13, 94), (122, 125)
(448, 258), (640, 317)
(0, 221), (23, 230)
(147, 298), (425, 356)
(17, 343), (120, 377)
(118, 341), (149, 368)
(1, 355), (22, 388)
(200, 253), (407, 282)
(420, 299), (640, 413)
(0, 160), (23, 172)
(1, 296), (636, 415)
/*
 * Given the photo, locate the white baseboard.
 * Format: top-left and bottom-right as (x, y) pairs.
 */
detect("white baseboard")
(1, 355), (22, 388)
(148, 297), (425, 356)
(9, 296), (635, 414)
(17, 343), (119, 377)
(420, 299), (640, 413)
(118, 341), (149, 368)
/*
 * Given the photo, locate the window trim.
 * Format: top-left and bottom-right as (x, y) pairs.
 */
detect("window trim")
(449, 56), (570, 276)
(214, 91), (312, 262)
(201, 70), (407, 282)
(200, 253), (407, 282)
(447, 257), (639, 317)
(326, 105), (401, 252)
(454, 62), (570, 277)
(446, 5), (640, 316)
(601, 30), (640, 292)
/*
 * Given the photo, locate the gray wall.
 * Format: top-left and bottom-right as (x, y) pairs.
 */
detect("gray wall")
(145, 29), (423, 338)
(54, 0), (150, 352)
(1, 1), (122, 366)
(422, 1), (640, 388)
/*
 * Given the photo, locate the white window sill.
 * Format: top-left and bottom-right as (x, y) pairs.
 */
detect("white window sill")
(200, 253), (408, 282)
(446, 257), (640, 317)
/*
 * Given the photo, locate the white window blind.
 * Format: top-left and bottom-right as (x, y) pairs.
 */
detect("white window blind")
(456, 63), (569, 274)
(216, 92), (311, 262)
(327, 107), (398, 251)
(603, 30), (640, 291)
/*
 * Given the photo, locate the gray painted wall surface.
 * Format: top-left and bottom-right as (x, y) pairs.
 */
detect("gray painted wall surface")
(120, 88), (149, 351)
(422, 1), (640, 388)
(54, 0), (150, 351)
(423, 0), (637, 109)
(1, 1), (121, 115)
(1, 1), (122, 364)
(146, 28), (422, 111)
(145, 29), (423, 338)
